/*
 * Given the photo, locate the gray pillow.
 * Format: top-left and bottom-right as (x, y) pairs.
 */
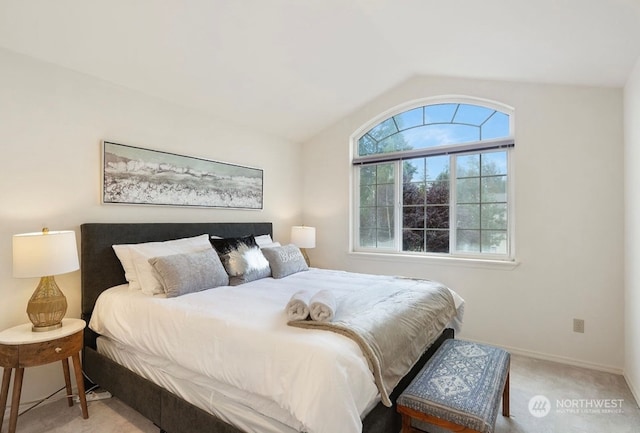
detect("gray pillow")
(261, 244), (309, 279)
(149, 248), (229, 297)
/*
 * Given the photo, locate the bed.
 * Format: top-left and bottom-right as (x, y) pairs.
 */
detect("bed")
(80, 222), (459, 433)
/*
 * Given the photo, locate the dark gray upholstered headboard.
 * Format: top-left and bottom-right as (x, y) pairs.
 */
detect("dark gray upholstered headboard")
(80, 222), (272, 321)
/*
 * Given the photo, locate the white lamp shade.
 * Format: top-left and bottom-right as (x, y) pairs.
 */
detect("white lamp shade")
(13, 230), (80, 278)
(290, 226), (316, 248)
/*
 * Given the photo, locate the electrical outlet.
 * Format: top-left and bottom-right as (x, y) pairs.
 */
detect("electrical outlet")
(573, 318), (585, 333)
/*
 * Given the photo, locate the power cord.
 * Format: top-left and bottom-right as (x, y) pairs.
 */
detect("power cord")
(15, 369), (103, 418)
(18, 386), (66, 417)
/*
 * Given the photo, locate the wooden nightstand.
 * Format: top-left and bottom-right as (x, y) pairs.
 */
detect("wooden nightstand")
(0, 318), (88, 433)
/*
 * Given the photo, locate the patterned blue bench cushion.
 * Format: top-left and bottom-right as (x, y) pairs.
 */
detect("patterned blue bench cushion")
(397, 339), (510, 433)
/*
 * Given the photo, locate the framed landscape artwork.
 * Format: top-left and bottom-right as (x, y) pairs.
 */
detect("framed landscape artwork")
(102, 141), (263, 209)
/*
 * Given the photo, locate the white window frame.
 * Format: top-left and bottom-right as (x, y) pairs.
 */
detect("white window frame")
(350, 95), (516, 263)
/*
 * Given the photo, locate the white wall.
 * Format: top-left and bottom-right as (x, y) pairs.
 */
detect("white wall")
(302, 75), (625, 372)
(0, 48), (302, 408)
(624, 57), (640, 402)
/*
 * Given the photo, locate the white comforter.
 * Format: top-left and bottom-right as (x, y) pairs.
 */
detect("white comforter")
(89, 268), (464, 433)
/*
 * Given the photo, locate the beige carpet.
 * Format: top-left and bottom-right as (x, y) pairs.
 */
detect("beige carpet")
(493, 355), (640, 433)
(5, 354), (640, 433)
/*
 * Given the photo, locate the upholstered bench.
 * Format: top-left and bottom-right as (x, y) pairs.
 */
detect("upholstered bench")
(397, 339), (510, 433)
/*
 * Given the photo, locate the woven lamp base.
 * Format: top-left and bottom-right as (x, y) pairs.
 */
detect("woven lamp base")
(26, 275), (68, 332)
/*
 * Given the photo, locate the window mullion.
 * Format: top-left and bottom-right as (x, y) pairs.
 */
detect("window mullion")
(395, 160), (403, 253)
(353, 166), (361, 251)
(450, 154), (457, 255)
(478, 154), (483, 253)
(507, 149), (514, 258)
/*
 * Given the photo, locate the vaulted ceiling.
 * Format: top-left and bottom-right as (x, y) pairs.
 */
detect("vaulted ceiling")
(1, 0), (639, 142)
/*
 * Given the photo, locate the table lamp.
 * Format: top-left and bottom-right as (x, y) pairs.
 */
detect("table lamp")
(13, 228), (80, 332)
(290, 226), (316, 266)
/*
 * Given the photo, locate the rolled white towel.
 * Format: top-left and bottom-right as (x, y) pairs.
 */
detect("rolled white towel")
(309, 289), (337, 322)
(286, 290), (313, 321)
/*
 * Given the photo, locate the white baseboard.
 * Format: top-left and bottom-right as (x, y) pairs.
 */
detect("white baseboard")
(460, 336), (624, 375)
(624, 373), (640, 408)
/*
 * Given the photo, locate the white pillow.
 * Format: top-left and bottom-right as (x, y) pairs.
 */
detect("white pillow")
(112, 245), (141, 290)
(114, 234), (212, 295)
(254, 234), (274, 248)
(259, 241), (281, 249)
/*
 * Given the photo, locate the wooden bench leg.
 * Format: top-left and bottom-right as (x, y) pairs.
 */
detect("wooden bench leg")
(503, 370), (510, 417)
(401, 413), (415, 433)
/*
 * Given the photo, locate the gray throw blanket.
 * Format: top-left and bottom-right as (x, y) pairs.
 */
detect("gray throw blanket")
(288, 278), (456, 407)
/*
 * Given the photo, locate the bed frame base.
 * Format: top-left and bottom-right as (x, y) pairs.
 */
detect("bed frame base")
(84, 347), (241, 432)
(83, 329), (454, 433)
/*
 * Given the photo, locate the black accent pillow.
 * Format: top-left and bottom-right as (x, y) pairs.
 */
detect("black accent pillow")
(211, 235), (271, 285)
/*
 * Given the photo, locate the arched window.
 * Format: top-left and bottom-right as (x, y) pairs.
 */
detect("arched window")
(352, 97), (514, 259)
